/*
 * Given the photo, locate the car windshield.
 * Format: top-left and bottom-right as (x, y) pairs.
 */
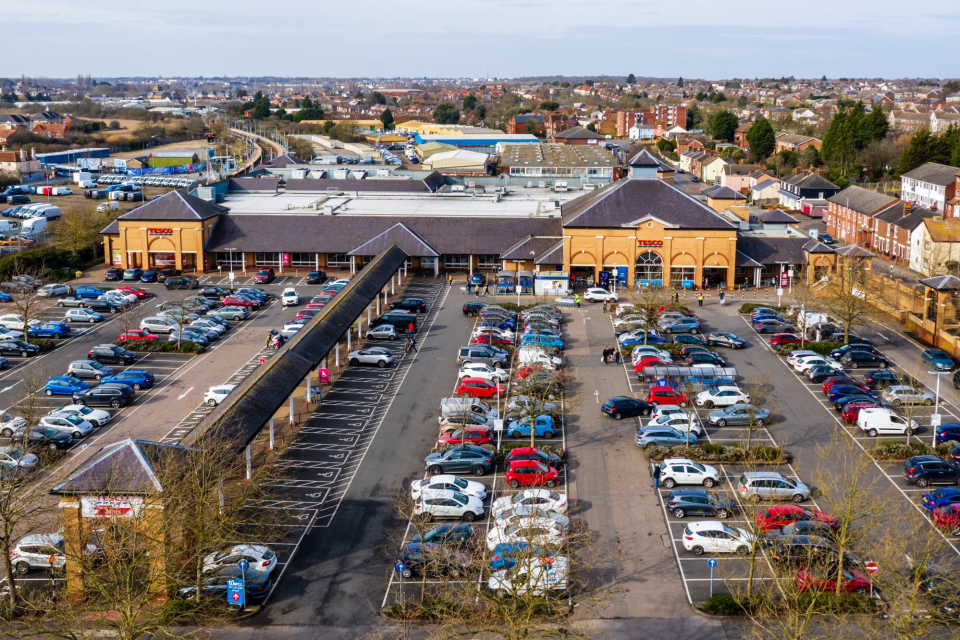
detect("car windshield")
(721, 524), (739, 536)
(451, 477), (467, 489)
(64, 415), (82, 425)
(38, 427), (58, 437)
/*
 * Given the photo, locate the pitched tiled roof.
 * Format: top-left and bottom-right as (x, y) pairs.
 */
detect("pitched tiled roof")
(347, 223), (439, 257)
(736, 236), (812, 266)
(118, 190), (227, 221)
(924, 217), (960, 243)
(500, 235), (565, 261)
(50, 439), (193, 495)
(553, 126), (602, 140)
(827, 186), (898, 213)
(535, 240), (564, 265)
(266, 154), (299, 167)
(753, 178), (780, 191)
(921, 274), (960, 291)
(902, 162), (959, 186)
(754, 209), (799, 224)
(735, 251), (762, 268)
(834, 245), (875, 258)
(628, 148), (671, 170)
(784, 173), (839, 191)
(802, 239), (835, 254)
(228, 176), (280, 192)
(561, 179), (736, 230)
(873, 202), (935, 231)
(702, 185), (746, 200)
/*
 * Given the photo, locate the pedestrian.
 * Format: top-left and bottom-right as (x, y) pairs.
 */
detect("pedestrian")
(466, 281), (472, 294)
(719, 291), (725, 306)
(447, 273), (453, 287)
(697, 293), (704, 307)
(602, 300), (608, 314)
(653, 462), (661, 489)
(265, 332), (273, 348)
(602, 347), (610, 364)
(276, 334), (285, 349)
(475, 284), (480, 298)
(673, 290), (679, 305)
(483, 282), (490, 296)
(615, 349), (622, 364)
(574, 293), (581, 308)
(407, 321), (415, 337)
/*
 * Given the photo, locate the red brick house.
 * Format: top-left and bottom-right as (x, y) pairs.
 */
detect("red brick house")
(507, 114), (545, 136)
(825, 186), (899, 247)
(733, 123), (751, 149)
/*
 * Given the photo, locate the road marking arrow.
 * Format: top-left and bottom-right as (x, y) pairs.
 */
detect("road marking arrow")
(176, 386), (195, 400)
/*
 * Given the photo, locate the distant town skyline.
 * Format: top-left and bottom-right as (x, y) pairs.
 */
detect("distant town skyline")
(5, 0), (960, 80)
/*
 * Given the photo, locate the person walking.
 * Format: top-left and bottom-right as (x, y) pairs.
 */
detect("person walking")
(697, 293), (704, 307)
(574, 293), (581, 308)
(275, 334), (285, 349)
(719, 290), (725, 306)
(407, 321), (415, 338)
(466, 281), (472, 295)
(653, 462), (662, 489)
(673, 290), (680, 305)
(483, 282), (490, 296)
(602, 347), (609, 364)
(265, 332), (273, 348)
(615, 348), (622, 365)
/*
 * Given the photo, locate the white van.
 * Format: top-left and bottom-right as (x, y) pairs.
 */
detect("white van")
(856, 407), (917, 437)
(438, 397), (499, 424)
(20, 217), (47, 236)
(0, 220), (17, 236)
(78, 180), (97, 189)
(517, 346), (563, 370)
(96, 201), (120, 213)
(28, 205), (60, 220)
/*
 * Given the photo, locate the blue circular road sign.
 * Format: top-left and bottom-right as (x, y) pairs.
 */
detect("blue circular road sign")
(238, 560), (249, 571)
(707, 558), (718, 568)
(395, 561), (406, 574)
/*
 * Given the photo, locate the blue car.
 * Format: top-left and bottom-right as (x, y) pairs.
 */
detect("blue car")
(75, 286), (106, 299)
(480, 319), (516, 331)
(935, 423), (960, 445)
(140, 270), (158, 283)
(489, 542), (555, 570)
(44, 375), (90, 396)
(827, 386), (877, 402)
(27, 321), (71, 339)
(922, 348), (955, 371)
(921, 487), (960, 512)
(622, 333), (667, 346)
(507, 415), (557, 439)
(521, 335), (564, 350)
(100, 369), (155, 390)
(752, 314), (783, 326)
(0, 291), (12, 303)
(123, 268), (143, 281)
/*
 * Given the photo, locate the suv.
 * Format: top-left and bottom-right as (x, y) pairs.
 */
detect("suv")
(739, 471), (811, 502)
(424, 444), (495, 476)
(254, 268), (276, 284)
(87, 344), (137, 365)
(390, 298), (428, 313)
(903, 455), (960, 487)
(458, 345), (509, 369)
(371, 311), (417, 333)
(463, 302), (487, 316)
(659, 458), (720, 488)
(198, 286), (231, 300)
(10, 533), (98, 575)
(665, 488), (738, 519)
(164, 276), (198, 290)
(841, 350), (889, 369)
(601, 396), (653, 420)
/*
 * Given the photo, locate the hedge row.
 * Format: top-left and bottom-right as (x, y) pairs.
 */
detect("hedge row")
(0, 246), (98, 281)
(868, 439), (958, 461)
(644, 443), (786, 463)
(115, 339), (203, 354)
(27, 338), (57, 352)
(772, 341), (843, 357)
(700, 591), (877, 616)
(738, 303), (787, 315)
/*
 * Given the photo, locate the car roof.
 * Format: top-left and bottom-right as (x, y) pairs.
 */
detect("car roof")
(687, 521), (728, 532)
(663, 457), (696, 465)
(744, 471), (786, 480)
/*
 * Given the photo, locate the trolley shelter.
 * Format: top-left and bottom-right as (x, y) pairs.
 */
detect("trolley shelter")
(640, 365), (739, 392)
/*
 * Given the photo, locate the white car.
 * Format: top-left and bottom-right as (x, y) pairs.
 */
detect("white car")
(51, 405), (111, 428)
(632, 346), (671, 363)
(281, 288), (299, 306)
(366, 324), (398, 341)
(682, 521), (755, 555)
(202, 544), (277, 574)
(613, 315), (645, 329)
(695, 386), (750, 408)
(0, 412), (27, 437)
(37, 283), (70, 298)
(458, 362), (509, 383)
(793, 355), (842, 373)
(0, 327), (24, 341)
(0, 314), (38, 331)
(786, 350), (819, 366)
(473, 327), (515, 341)
(485, 516), (566, 551)
(659, 458), (721, 488)
(491, 489), (567, 519)
(615, 303), (636, 317)
(494, 505), (570, 530)
(204, 384), (238, 407)
(281, 321), (306, 339)
(190, 319), (226, 336)
(619, 329), (653, 345)
(414, 489), (484, 522)
(39, 414), (93, 439)
(583, 288), (619, 303)
(488, 556), (569, 597)
(645, 413), (703, 436)
(410, 474), (487, 501)
(101, 291), (135, 305)
(651, 404), (687, 420)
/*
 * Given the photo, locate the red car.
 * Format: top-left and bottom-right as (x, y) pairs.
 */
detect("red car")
(840, 401), (877, 424)
(505, 460), (560, 489)
(755, 505), (838, 533)
(254, 268), (275, 284)
(456, 377), (503, 399)
(223, 295), (259, 308)
(305, 302), (326, 310)
(116, 285), (148, 300)
(646, 386), (688, 407)
(795, 568), (871, 595)
(634, 357), (670, 373)
(118, 329), (158, 341)
(769, 333), (801, 346)
(296, 309), (319, 321)
(515, 365), (548, 379)
(931, 504), (960, 535)
(321, 289), (339, 298)
(822, 376), (862, 395)
(473, 334), (512, 346)
(437, 427), (494, 447)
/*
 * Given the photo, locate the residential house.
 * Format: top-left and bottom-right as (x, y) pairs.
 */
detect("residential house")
(508, 114), (545, 136)
(543, 112), (575, 138)
(792, 108), (817, 122)
(31, 123), (69, 138)
(751, 178), (781, 202)
(720, 164), (758, 194)
(900, 162), (958, 212)
(701, 156), (731, 184)
(774, 134), (822, 154)
(932, 109), (960, 133)
(676, 137), (706, 156)
(889, 110), (933, 133)
(0, 150), (42, 179)
(628, 124), (657, 141)
(701, 184), (747, 212)
(872, 202), (935, 265)
(733, 123), (751, 149)
(910, 217), (960, 275)
(948, 173), (960, 218)
(778, 172), (840, 215)
(552, 126), (604, 146)
(0, 114), (30, 130)
(825, 186), (899, 246)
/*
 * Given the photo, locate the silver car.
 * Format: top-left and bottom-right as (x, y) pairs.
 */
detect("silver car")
(881, 385), (936, 406)
(738, 472), (810, 503)
(39, 414), (93, 439)
(66, 360), (114, 381)
(37, 283), (70, 298)
(348, 347), (396, 368)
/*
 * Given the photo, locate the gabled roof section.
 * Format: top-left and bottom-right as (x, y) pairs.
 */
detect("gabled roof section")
(501, 235), (564, 261)
(561, 179), (736, 230)
(754, 209), (799, 224)
(921, 274), (960, 291)
(266, 154), (299, 167)
(834, 245), (875, 259)
(735, 251), (762, 268)
(802, 239), (836, 254)
(702, 185), (746, 200)
(535, 240), (564, 265)
(902, 162), (959, 186)
(783, 173), (838, 190)
(347, 223), (439, 257)
(737, 236), (812, 266)
(554, 126), (602, 140)
(118, 190), (227, 221)
(51, 439), (193, 495)
(827, 185), (898, 213)
(628, 148), (672, 171)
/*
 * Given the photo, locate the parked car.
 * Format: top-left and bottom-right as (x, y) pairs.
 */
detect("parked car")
(11, 426), (73, 450)
(856, 407), (917, 437)
(601, 396), (653, 420)
(66, 360), (114, 381)
(123, 268), (143, 281)
(306, 271), (326, 285)
(682, 521), (755, 556)
(645, 386), (688, 407)
(75, 285), (106, 299)
(883, 385), (936, 407)
(795, 566), (871, 595)
(505, 460), (561, 488)
(209, 306), (249, 321)
(51, 405), (111, 429)
(411, 475), (487, 502)
(72, 385), (135, 408)
(457, 377), (504, 398)
(485, 516), (566, 552)
(348, 346), (395, 368)
(424, 444), (495, 476)
(37, 283), (70, 298)
(0, 339), (38, 357)
(666, 488), (737, 519)
(390, 298), (428, 313)
(44, 375), (90, 396)
(414, 489), (484, 521)
(103, 268), (124, 281)
(923, 348), (956, 371)
(506, 415), (556, 439)
(707, 404), (770, 427)
(164, 276), (198, 290)
(39, 414), (93, 439)
(636, 426), (697, 449)
(769, 333), (802, 347)
(26, 321), (70, 340)
(739, 471), (811, 502)
(254, 268), (276, 284)
(695, 386), (749, 408)
(100, 370), (154, 390)
(10, 533), (99, 576)
(178, 566), (272, 602)
(87, 344), (137, 365)
(583, 288), (618, 302)
(756, 505), (838, 533)
(841, 350), (889, 369)
(503, 447), (564, 472)
(118, 329), (158, 342)
(659, 458), (720, 488)
(64, 308), (103, 323)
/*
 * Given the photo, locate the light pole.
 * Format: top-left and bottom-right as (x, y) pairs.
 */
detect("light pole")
(929, 370), (946, 447)
(225, 247), (236, 288)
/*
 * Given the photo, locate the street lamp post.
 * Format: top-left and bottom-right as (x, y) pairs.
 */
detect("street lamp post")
(929, 370), (946, 447)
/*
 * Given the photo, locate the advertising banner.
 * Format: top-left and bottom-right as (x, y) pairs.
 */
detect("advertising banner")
(81, 495), (144, 518)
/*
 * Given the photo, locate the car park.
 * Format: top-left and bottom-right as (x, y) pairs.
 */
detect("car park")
(72, 385), (135, 408)
(659, 458), (719, 488)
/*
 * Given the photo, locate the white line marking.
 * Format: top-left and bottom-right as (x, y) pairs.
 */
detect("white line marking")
(176, 386), (195, 400)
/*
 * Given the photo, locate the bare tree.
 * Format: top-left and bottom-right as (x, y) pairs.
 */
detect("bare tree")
(814, 256), (876, 345)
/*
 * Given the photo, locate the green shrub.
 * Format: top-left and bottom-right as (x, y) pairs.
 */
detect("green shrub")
(115, 339), (202, 354)
(26, 338), (56, 352)
(644, 443), (786, 463)
(752, 445), (784, 461)
(738, 303), (787, 315)
(793, 591), (878, 614)
(700, 593), (747, 616)
(661, 342), (716, 357)
(0, 246), (98, 280)
(700, 443), (725, 456)
(869, 440), (956, 460)
(772, 341), (842, 357)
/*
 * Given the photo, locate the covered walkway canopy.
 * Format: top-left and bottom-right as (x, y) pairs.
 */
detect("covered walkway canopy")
(192, 245), (409, 452)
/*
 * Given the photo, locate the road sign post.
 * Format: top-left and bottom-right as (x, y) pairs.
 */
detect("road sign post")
(707, 558), (718, 598)
(395, 560), (406, 609)
(227, 577), (245, 609)
(864, 561), (878, 597)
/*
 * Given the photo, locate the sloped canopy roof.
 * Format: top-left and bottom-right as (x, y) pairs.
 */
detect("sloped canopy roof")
(802, 239), (836, 254)
(834, 245), (875, 259)
(535, 240), (565, 265)
(118, 190), (227, 221)
(702, 185), (746, 200)
(348, 223), (439, 257)
(51, 439), (193, 496)
(500, 235), (564, 261)
(921, 274), (960, 291)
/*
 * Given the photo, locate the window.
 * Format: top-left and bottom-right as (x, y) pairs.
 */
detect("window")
(254, 252), (280, 266)
(289, 252), (316, 267)
(477, 254), (500, 269)
(327, 253), (350, 267)
(216, 252), (243, 267)
(444, 254), (469, 268)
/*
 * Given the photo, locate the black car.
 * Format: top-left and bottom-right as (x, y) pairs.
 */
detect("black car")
(665, 488), (737, 519)
(198, 286), (231, 300)
(13, 426), (73, 450)
(954, 370), (960, 390)
(306, 271), (326, 285)
(686, 352), (725, 366)
(913, 563), (960, 615)
(84, 299), (122, 314)
(672, 334), (707, 346)
(903, 455), (960, 487)
(396, 542), (470, 579)
(104, 268), (124, 281)
(156, 268), (182, 283)
(807, 365), (843, 383)
(164, 277), (198, 290)
(865, 369), (916, 390)
(769, 535), (859, 569)
(87, 344), (137, 365)
(833, 394), (895, 412)
(390, 298), (428, 314)
(462, 302), (487, 316)
(409, 523), (475, 546)
(504, 447), (564, 470)
(140, 270), (158, 283)
(73, 385), (135, 409)
(178, 566), (272, 602)
(601, 396), (653, 420)
(0, 340), (39, 357)
(841, 350), (889, 369)
(823, 333), (870, 345)
(829, 343), (877, 360)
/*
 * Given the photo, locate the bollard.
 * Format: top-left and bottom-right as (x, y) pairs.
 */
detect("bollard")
(269, 417), (275, 450)
(245, 445), (252, 480)
(765, 289), (768, 299)
(289, 395), (295, 425)
(335, 344), (340, 368)
(347, 330), (351, 351)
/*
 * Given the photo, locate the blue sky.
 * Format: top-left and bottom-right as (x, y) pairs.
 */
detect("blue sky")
(6, 0), (960, 79)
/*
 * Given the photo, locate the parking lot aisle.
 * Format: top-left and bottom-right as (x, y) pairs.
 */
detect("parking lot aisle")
(255, 281), (456, 625)
(566, 305), (690, 619)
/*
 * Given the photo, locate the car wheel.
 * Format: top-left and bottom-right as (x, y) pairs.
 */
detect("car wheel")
(704, 400), (714, 408)
(110, 400), (121, 408)
(613, 412), (622, 420)
(755, 419), (765, 427)
(472, 466), (485, 477)
(89, 318), (95, 323)
(691, 546), (704, 556)
(543, 431), (554, 439)
(57, 302), (63, 307)
(716, 419), (727, 427)
(388, 335), (396, 341)
(703, 478), (716, 488)
(736, 545), (750, 555)
(855, 587), (869, 596)
(20, 351), (27, 358)
(49, 442), (58, 450)
(45, 389), (52, 396)
(878, 361), (887, 369)
(349, 358), (360, 366)
(850, 362), (858, 369)
(132, 383), (142, 391)
(716, 509), (729, 519)
(894, 400), (903, 407)
(917, 477), (930, 488)
(428, 465), (443, 476)
(545, 480), (557, 488)
(508, 479), (520, 488)
(15, 562), (29, 576)
(868, 428), (878, 437)
(377, 360), (387, 368)
(509, 430), (520, 438)
(401, 568), (412, 579)
(462, 511), (476, 523)
(73, 431), (83, 439)
(925, 398), (934, 406)
(792, 494), (805, 503)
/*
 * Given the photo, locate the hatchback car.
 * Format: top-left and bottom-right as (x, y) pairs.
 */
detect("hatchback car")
(923, 348), (955, 371)
(414, 489), (484, 522)
(739, 471), (811, 502)
(921, 487), (960, 512)
(424, 444), (495, 476)
(842, 350), (889, 369)
(682, 521), (754, 556)
(254, 268), (276, 284)
(0, 339), (39, 357)
(756, 505), (839, 533)
(72, 385), (135, 409)
(39, 414), (93, 439)
(44, 375), (89, 396)
(666, 488), (737, 519)
(601, 396), (653, 420)
(636, 426), (697, 449)
(64, 308), (103, 323)
(457, 377), (503, 399)
(100, 370), (154, 390)
(66, 360), (114, 381)
(883, 385), (935, 406)
(707, 404), (770, 427)
(659, 458), (720, 488)
(505, 460), (560, 488)
(347, 347), (395, 368)
(506, 415), (556, 439)
(503, 447), (564, 472)
(646, 386), (688, 407)
(707, 332), (745, 349)
(411, 475), (487, 501)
